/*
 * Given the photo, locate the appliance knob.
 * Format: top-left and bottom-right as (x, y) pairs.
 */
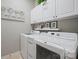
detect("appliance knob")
(56, 34), (60, 36)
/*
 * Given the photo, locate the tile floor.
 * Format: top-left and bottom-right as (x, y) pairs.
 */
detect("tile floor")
(1, 51), (23, 59)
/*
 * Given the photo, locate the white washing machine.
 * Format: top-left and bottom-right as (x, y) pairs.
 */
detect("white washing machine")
(21, 32), (78, 59)
(47, 32), (78, 59)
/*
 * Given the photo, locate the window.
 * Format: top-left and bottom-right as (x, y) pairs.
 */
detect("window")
(36, 0), (46, 5)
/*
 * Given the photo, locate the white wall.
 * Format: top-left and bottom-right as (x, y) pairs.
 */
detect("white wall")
(1, 0), (35, 56)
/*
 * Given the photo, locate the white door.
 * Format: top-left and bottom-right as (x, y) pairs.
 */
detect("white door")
(27, 39), (36, 59)
(31, 6), (39, 23)
(21, 34), (27, 59)
(42, 0), (55, 22)
(56, 0), (77, 18)
(31, 8), (37, 23)
(31, 4), (43, 24)
(37, 4), (43, 23)
(47, 0), (56, 20)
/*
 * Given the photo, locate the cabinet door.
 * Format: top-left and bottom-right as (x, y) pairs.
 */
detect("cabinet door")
(31, 8), (37, 23)
(27, 39), (36, 59)
(56, 0), (77, 18)
(42, 0), (55, 22)
(21, 34), (27, 59)
(31, 6), (39, 24)
(37, 4), (43, 23)
(31, 4), (43, 24)
(47, 0), (56, 20)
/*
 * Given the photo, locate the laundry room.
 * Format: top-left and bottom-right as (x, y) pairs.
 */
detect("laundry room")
(1, 0), (78, 59)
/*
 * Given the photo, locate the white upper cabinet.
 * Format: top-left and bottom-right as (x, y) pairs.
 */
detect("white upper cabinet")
(31, 0), (78, 24)
(42, 0), (55, 21)
(31, 4), (43, 24)
(56, 0), (78, 18)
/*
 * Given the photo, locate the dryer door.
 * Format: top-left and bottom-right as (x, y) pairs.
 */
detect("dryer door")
(36, 41), (65, 59)
(36, 45), (61, 59)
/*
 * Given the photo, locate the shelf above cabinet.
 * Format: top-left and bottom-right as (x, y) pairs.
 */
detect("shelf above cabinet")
(35, 28), (60, 32)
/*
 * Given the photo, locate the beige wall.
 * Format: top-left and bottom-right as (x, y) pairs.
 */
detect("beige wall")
(31, 18), (78, 33)
(58, 18), (78, 33)
(1, 0), (35, 56)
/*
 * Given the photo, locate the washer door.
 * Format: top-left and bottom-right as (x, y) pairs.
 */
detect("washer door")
(36, 45), (61, 59)
(36, 42), (65, 59)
